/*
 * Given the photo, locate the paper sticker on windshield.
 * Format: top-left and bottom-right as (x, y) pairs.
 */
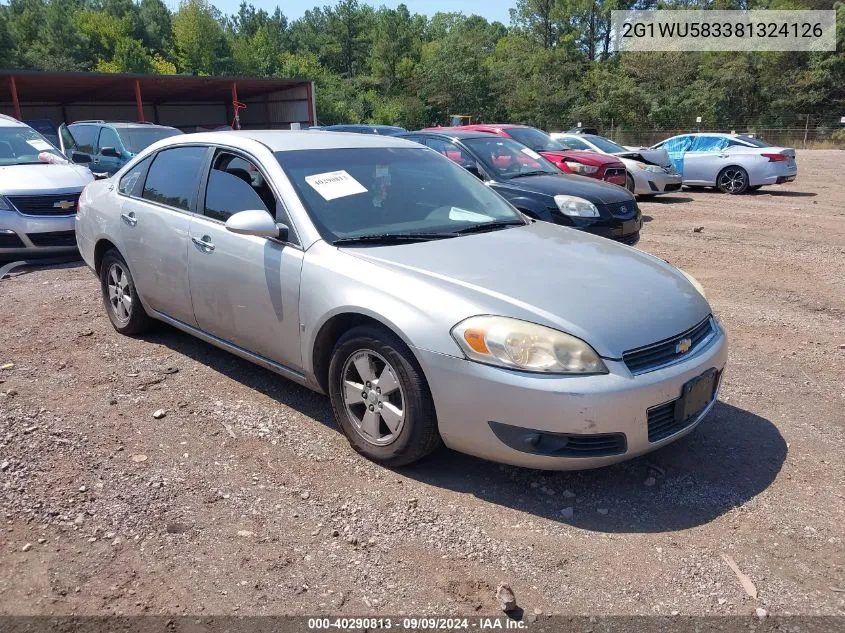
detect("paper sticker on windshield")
(521, 148), (541, 160)
(305, 170), (367, 201)
(449, 207), (491, 222)
(26, 139), (53, 152)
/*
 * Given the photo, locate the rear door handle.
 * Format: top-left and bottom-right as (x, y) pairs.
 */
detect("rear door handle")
(191, 236), (215, 252)
(120, 212), (137, 226)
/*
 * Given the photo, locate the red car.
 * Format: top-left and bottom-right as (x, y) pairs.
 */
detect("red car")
(423, 124), (627, 187)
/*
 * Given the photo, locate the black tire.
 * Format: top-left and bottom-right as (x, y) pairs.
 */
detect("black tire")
(716, 166), (750, 194)
(625, 173), (636, 194)
(328, 325), (441, 467)
(99, 249), (152, 335)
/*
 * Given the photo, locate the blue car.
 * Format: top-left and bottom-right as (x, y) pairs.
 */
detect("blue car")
(59, 121), (183, 175)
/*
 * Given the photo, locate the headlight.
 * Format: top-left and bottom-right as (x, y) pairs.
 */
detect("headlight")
(451, 316), (608, 375)
(634, 161), (664, 173)
(0, 196), (12, 211)
(564, 161), (599, 175)
(554, 195), (599, 218)
(679, 269), (706, 299)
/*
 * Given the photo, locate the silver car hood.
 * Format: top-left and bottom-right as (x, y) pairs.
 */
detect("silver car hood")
(0, 163), (93, 194)
(342, 223), (711, 359)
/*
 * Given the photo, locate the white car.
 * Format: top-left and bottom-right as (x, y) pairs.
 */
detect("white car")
(0, 114), (94, 258)
(552, 132), (682, 196)
(650, 133), (797, 194)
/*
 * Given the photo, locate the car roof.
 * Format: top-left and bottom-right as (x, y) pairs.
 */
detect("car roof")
(407, 130), (496, 141)
(70, 121), (177, 130)
(151, 130), (422, 152)
(0, 114), (28, 128)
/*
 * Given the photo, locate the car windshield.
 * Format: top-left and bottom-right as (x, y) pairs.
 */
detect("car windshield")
(506, 127), (568, 152)
(462, 137), (561, 180)
(0, 126), (64, 166)
(584, 135), (628, 153)
(117, 127), (182, 153)
(275, 147), (525, 243)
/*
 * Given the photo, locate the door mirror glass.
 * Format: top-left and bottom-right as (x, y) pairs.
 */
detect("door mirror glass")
(100, 146), (121, 158)
(225, 210), (283, 239)
(71, 151), (92, 164)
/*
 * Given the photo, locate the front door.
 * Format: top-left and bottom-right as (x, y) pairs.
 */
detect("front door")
(187, 149), (304, 370)
(119, 145), (209, 326)
(94, 127), (124, 175)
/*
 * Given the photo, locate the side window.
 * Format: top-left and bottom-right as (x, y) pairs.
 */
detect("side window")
(203, 152), (274, 223)
(118, 156), (152, 196)
(97, 127), (121, 153)
(425, 139), (472, 165)
(69, 125), (98, 154)
(142, 146), (207, 211)
(562, 137), (591, 150)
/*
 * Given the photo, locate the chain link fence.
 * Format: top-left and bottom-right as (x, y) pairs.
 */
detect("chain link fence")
(605, 126), (845, 149)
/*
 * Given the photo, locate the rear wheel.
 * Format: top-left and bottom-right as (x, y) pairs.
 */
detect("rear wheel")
(100, 250), (152, 335)
(716, 166), (749, 194)
(328, 325), (440, 467)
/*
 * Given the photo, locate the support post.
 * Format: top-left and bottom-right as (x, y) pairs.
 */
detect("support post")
(306, 81), (316, 127)
(134, 80), (144, 122)
(231, 82), (241, 130)
(9, 76), (22, 120)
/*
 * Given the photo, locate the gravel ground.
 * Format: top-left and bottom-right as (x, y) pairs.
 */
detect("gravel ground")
(0, 150), (843, 617)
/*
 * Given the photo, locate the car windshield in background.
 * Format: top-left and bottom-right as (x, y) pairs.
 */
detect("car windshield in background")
(117, 127), (183, 153)
(462, 137), (561, 180)
(584, 135), (628, 154)
(506, 127), (568, 152)
(735, 136), (770, 148)
(0, 127), (63, 166)
(275, 147), (525, 243)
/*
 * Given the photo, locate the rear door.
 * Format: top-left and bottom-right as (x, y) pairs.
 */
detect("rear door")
(683, 136), (730, 184)
(119, 145), (209, 326)
(187, 148), (304, 370)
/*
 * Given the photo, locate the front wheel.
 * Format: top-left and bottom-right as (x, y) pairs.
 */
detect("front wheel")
(328, 325), (441, 467)
(625, 173), (636, 193)
(100, 249), (152, 335)
(716, 166), (749, 194)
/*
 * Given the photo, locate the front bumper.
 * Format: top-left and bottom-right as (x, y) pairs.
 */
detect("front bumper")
(633, 170), (683, 195)
(558, 210), (642, 244)
(0, 209), (78, 257)
(416, 323), (727, 470)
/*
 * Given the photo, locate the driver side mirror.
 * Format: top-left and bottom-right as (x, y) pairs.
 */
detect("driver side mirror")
(71, 151), (91, 164)
(100, 146), (121, 158)
(225, 209), (288, 241)
(463, 162), (483, 179)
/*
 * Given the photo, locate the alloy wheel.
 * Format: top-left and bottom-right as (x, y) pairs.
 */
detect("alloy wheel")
(106, 262), (133, 324)
(718, 168), (747, 193)
(341, 349), (405, 446)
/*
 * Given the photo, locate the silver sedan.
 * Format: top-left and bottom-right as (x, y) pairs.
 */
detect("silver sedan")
(76, 131), (727, 470)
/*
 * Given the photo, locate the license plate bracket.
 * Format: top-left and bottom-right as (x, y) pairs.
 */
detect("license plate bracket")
(674, 368), (718, 423)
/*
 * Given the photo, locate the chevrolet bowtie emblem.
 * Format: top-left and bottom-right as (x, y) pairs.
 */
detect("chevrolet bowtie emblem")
(675, 338), (692, 354)
(53, 200), (75, 210)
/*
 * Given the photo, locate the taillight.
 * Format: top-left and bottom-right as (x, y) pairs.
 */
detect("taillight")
(761, 153), (789, 162)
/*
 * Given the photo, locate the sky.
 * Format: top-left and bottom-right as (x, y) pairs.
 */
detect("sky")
(176, 1), (515, 24)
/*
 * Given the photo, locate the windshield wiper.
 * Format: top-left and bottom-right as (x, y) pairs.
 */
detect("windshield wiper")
(453, 220), (525, 235)
(332, 232), (456, 246)
(509, 170), (555, 179)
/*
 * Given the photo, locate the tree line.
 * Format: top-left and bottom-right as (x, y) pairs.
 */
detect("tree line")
(0, 0), (843, 136)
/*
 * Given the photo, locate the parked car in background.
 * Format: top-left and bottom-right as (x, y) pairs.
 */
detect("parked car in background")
(322, 124), (407, 136)
(426, 124), (627, 187)
(59, 121), (183, 175)
(400, 130), (641, 244)
(0, 114), (94, 258)
(651, 133), (797, 194)
(76, 130), (726, 470)
(553, 132), (682, 196)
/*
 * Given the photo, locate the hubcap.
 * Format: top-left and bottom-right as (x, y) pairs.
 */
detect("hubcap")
(107, 263), (132, 324)
(719, 168), (746, 193)
(341, 350), (405, 446)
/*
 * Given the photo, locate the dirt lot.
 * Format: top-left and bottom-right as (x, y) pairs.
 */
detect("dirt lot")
(0, 150), (843, 618)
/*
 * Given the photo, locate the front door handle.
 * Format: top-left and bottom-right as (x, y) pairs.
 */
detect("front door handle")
(120, 212), (137, 227)
(191, 235), (215, 252)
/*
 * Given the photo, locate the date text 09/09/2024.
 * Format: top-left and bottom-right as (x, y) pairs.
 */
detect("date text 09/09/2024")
(307, 617), (528, 629)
